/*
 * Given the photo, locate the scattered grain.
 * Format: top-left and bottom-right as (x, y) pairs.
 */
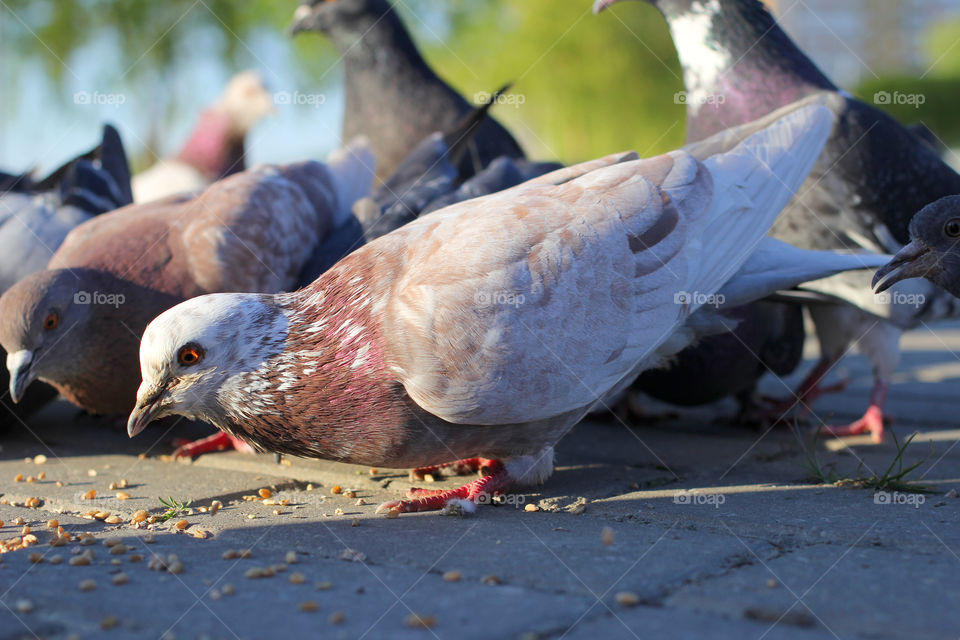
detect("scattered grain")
(78, 579), (96, 591)
(405, 613), (436, 629)
(614, 592), (639, 607)
(112, 573), (129, 586)
(601, 527), (615, 546)
(331, 486), (342, 495)
(298, 601), (318, 613)
(481, 574), (500, 585)
(524, 504), (539, 512)
(289, 572), (306, 584)
(82, 490), (96, 500)
(442, 571), (461, 582)
(328, 611), (345, 625)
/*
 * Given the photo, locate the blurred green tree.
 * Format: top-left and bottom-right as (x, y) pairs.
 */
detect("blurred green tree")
(1, 0), (685, 163)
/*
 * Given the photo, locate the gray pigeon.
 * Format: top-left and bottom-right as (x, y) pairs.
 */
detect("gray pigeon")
(596, 0), (960, 441)
(289, 0), (524, 180)
(874, 196), (960, 298)
(0, 124), (133, 426)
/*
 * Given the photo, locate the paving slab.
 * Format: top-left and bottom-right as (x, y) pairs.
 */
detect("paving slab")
(1, 325), (960, 639)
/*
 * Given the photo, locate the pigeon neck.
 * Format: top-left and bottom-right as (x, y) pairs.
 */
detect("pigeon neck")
(655, 0), (836, 140)
(176, 108), (245, 181)
(330, 9), (448, 110)
(212, 269), (412, 465)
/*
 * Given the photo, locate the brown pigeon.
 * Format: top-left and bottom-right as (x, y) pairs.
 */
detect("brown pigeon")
(132, 71), (275, 202)
(126, 106), (888, 514)
(0, 142), (374, 419)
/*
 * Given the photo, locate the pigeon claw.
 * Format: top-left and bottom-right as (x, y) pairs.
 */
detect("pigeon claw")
(409, 457), (499, 481)
(172, 431), (253, 458)
(380, 460), (510, 515)
(819, 405), (886, 443)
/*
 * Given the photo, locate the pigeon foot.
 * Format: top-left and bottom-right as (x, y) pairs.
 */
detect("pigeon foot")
(173, 431), (253, 458)
(378, 460), (510, 514)
(819, 405), (886, 443)
(409, 457), (498, 481)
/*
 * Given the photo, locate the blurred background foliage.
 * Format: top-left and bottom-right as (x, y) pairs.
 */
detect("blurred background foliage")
(1, 0), (959, 169)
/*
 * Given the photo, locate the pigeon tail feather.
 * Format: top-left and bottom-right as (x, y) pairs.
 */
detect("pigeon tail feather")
(683, 104), (833, 314)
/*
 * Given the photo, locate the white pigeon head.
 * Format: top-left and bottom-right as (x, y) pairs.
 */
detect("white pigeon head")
(216, 70), (275, 135)
(127, 293), (287, 437)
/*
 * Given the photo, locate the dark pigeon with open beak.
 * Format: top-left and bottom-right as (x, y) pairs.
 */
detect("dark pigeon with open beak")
(595, 0), (960, 442)
(874, 196), (960, 298)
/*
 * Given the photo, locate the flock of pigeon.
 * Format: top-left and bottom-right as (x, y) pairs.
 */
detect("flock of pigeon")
(3, 0), (959, 515)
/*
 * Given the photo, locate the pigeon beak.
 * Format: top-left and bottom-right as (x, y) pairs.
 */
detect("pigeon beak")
(127, 382), (169, 438)
(592, 0), (627, 14)
(7, 349), (36, 403)
(287, 4), (316, 36)
(872, 240), (939, 293)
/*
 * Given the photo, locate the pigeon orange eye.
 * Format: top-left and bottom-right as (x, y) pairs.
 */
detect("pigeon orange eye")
(945, 218), (960, 238)
(42, 313), (59, 331)
(177, 345), (204, 367)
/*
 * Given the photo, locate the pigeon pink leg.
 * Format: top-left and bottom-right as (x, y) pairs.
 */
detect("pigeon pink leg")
(172, 432), (253, 458)
(819, 379), (888, 443)
(378, 460), (511, 513)
(755, 358), (848, 419)
(409, 457), (498, 480)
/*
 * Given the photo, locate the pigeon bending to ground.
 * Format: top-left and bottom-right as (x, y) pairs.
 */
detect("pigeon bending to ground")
(874, 196), (960, 298)
(132, 71), (274, 203)
(127, 106), (885, 513)
(596, 0), (960, 441)
(289, 0), (524, 181)
(0, 143), (374, 442)
(0, 124), (133, 425)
